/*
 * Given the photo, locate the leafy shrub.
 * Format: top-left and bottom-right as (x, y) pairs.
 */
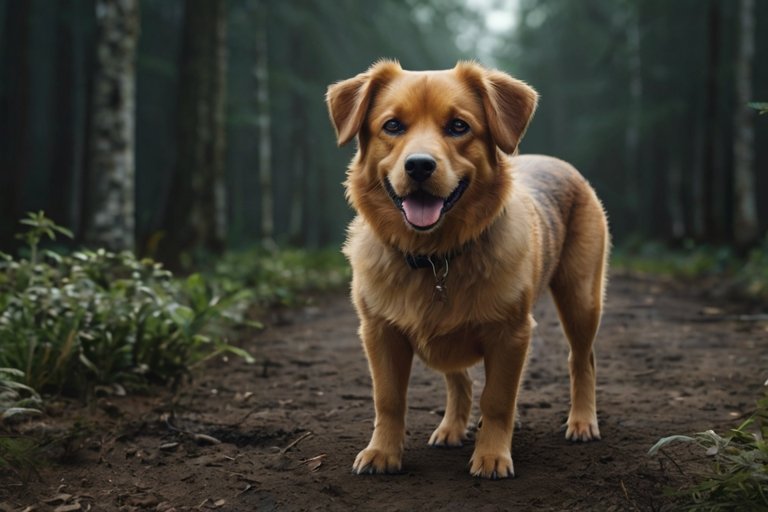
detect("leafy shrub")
(737, 237), (768, 299)
(0, 215), (253, 397)
(209, 245), (350, 307)
(0, 368), (41, 422)
(649, 387), (768, 511)
(0, 368), (42, 478)
(0, 214), (350, 399)
(613, 236), (768, 301)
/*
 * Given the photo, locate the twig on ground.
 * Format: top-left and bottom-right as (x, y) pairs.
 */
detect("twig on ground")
(280, 431), (312, 454)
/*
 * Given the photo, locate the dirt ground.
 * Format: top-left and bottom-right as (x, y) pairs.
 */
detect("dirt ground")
(2, 274), (767, 511)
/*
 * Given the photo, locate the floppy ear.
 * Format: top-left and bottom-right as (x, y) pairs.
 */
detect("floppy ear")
(326, 60), (402, 146)
(456, 62), (538, 154)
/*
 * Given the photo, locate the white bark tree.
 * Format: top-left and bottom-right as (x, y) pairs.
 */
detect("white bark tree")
(84, 0), (139, 252)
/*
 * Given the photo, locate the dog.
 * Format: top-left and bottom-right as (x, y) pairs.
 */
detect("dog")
(325, 61), (609, 479)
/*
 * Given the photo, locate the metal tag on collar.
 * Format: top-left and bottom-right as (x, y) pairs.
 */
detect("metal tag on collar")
(428, 256), (449, 303)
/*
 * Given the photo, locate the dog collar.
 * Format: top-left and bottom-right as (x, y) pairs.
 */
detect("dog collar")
(405, 254), (436, 269)
(403, 253), (451, 302)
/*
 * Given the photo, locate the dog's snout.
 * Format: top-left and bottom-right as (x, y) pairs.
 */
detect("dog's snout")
(404, 154), (436, 182)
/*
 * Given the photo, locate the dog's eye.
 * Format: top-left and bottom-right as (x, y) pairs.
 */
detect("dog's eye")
(447, 119), (470, 137)
(383, 119), (405, 135)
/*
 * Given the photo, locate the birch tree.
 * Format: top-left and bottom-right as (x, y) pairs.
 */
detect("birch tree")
(83, 0), (140, 252)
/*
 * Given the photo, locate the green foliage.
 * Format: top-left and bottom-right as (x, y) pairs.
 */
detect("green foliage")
(739, 242), (768, 299)
(0, 433), (40, 480)
(649, 388), (768, 511)
(15, 210), (73, 264)
(612, 242), (734, 278)
(0, 368), (42, 422)
(0, 214), (253, 397)
(0, 368), (42, 479)
(0, 213), (349, 400)
(612, 237), (768, 301)
(209, 245), (350, 307)
(748, 102), (768, 115)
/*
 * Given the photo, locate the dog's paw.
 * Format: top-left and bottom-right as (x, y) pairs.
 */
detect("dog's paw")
(565, 416), (601, 442)
(352, 448), (402, 475)
(469, 452), (515, 479)
(428, 422), (468, 447)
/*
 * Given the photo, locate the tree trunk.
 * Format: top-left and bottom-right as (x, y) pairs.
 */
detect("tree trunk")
(160, 0), (228, 267)
(288, 33), (305, 245)
(0, 0), (31, 249)
(624, 4), (642, 236)
(701, 0), (721, 242)
(83, 0), (140, 252)
(51, 0), (76, 231)
(254, 0), (273, 242)
(732, 0), (758, 248)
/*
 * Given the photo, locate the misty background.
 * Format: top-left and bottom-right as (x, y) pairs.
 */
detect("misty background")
(1, 0), (766, 267)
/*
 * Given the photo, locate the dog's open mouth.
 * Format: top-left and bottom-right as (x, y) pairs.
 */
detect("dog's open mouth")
(384, 178), (469, 230)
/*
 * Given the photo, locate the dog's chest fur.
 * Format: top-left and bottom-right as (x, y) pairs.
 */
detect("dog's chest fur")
(344, 185), (544, 371)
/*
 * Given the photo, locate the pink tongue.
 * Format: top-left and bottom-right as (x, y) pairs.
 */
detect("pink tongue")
(402, 192), (444, 228)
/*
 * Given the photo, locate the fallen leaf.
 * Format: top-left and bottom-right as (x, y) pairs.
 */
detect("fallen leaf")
(236, 484), (253, 497)
(189, 453), (232, 466)
(192, 434), (221, 445)
(44, 494), (73, 505)
(126, 495), (159, 507)
(234, 391), (254, 402)
(53, 504), (81, 512)
(301, 453), (327, 472)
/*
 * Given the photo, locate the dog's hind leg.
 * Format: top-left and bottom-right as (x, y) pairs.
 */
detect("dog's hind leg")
(429, 370), (472, 447)
(549, 193), (608, 442)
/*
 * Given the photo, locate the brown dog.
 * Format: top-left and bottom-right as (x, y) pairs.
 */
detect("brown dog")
(326, 61), (609, 479)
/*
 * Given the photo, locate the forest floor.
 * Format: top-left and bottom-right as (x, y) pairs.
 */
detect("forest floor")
(2, 274), (767, 511)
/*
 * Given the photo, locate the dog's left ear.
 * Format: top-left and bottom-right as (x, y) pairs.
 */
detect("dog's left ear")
(456, 62), (538, 154)
(326, 60), (401, 146)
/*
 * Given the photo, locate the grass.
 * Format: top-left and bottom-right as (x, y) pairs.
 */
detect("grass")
(612, 237), (768, 301)
(649, 386), (768, 511)
(207, 244), (350, 308)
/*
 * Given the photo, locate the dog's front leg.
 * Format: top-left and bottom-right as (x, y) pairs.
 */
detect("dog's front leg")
(353, 316), (413, 474)
(470, 319), (531, 479)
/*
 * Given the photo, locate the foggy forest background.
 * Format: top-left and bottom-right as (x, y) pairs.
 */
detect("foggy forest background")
(1, 0), (766, 266)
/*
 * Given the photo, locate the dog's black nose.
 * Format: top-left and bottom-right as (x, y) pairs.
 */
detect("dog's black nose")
(404, 154), (436, 182)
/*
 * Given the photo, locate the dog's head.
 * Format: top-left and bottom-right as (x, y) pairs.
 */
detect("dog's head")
(326, 61), (538, 254)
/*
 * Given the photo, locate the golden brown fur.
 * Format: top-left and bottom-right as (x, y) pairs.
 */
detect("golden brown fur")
(326, 61), (609, 479)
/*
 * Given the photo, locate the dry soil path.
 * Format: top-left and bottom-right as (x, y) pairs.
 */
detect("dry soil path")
(2, 275), (767, 511)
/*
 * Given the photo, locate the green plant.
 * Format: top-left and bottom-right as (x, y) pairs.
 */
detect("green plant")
(612, 237), (768, 301)
(14, 210), (73, 264)
(748, 102), (768, 115)
(0, 213), (253, 397)
(0, 368), (42, 478)
(0, 368), (41, 422)
(209, 245), (350, 307)
(649, 387), (768, 511)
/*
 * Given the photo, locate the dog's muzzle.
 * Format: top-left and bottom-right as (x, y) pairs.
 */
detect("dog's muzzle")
(384, 177), (469, 231)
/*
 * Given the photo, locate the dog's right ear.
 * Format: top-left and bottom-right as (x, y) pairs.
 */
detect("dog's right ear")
(455, 62), (538, 155)
(326, 60), (401, 146)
